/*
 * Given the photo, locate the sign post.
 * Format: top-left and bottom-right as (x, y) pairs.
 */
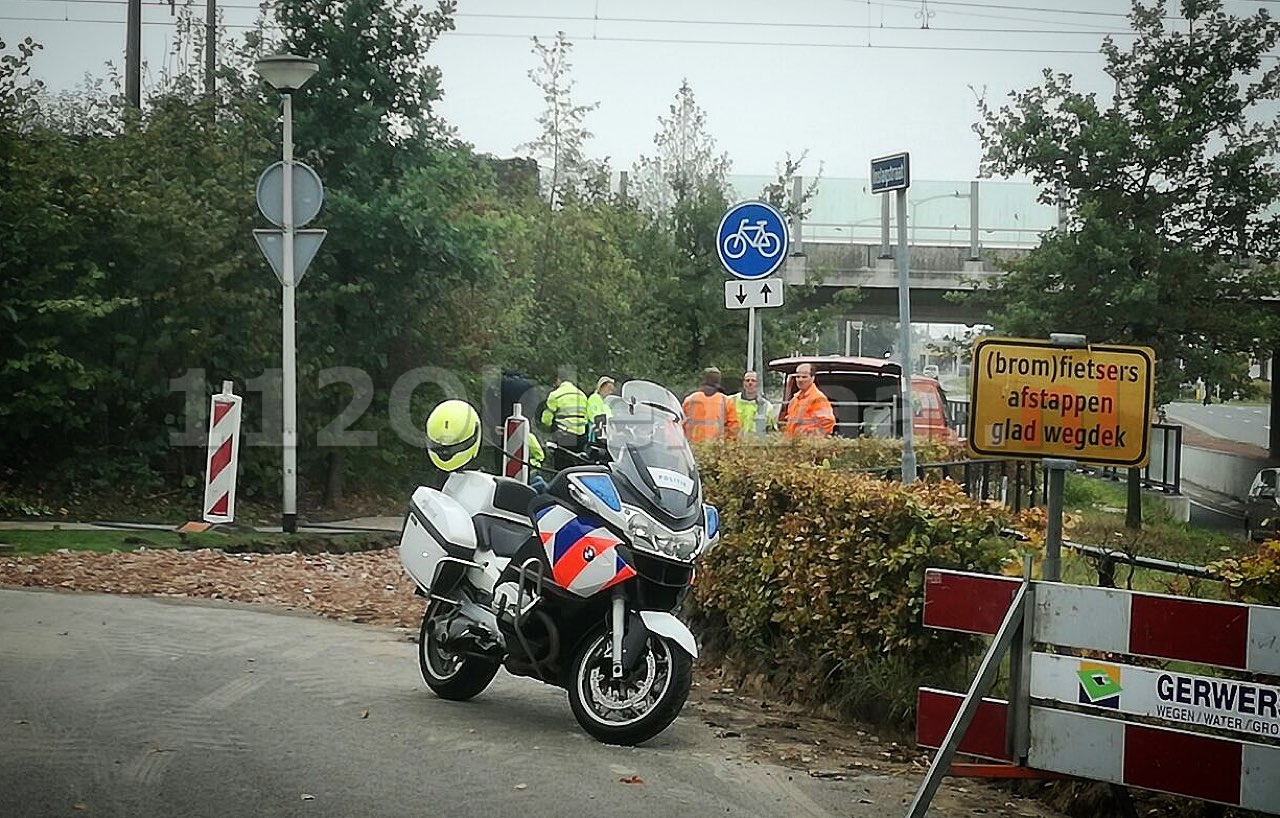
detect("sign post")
(254, 54), (321, 535)
(716, 201), (789, 373)
(870, 151), (915, 482)
(254, 106), (325, 534)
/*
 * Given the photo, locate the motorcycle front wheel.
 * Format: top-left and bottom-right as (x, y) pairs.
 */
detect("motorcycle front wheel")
(418, 600), (500, 701)
(567, 626), (693, 745)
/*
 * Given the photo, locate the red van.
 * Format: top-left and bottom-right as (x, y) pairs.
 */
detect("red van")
(769, 355), (958, 442)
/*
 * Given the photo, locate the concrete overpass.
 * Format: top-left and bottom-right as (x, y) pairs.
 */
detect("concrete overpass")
(780, 240), (1031, 323)
(723, 175), (1055, 324)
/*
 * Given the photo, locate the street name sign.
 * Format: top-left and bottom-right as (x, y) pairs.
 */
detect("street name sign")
(724, 278), (783, 310)
(870, 152), (911, 194)
(967, 336), (1155, 467)
(716, 201), (789, 280)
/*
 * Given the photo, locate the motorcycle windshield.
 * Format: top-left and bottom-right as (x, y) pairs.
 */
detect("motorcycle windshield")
(605, 391), (700, 524)
(619, 380), (685, 421)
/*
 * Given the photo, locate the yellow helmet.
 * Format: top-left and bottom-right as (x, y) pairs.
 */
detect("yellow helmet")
(425, 399), (481, 471)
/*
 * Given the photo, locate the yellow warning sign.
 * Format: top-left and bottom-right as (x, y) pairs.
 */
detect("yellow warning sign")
(968, 337), (1155, 467)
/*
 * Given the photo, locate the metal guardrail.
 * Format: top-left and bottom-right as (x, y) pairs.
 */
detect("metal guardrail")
(1065, 539), (1216, 588)
(1002, 527), (1217, 589)
(1079, 423), (1183, 495)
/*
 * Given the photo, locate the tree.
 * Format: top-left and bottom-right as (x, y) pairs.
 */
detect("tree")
(632, 79), (731, 215)
(1, 33), (285, 489)
(517, 32), (602, 206)
(273, 0), (514, 501)
(969, 0), (1280, 527)
(971, 0), (1280, 404)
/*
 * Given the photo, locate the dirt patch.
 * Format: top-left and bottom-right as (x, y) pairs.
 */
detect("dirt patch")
(0, 546), (422, 627)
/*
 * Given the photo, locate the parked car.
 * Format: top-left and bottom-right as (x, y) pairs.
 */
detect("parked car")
(768, 355), (959, 441)
(922, 364), (941, 379)
(1244, 467), (1280, 542)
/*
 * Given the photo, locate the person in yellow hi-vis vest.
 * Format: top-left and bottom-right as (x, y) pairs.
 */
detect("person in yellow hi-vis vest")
(540, 375), (589, 467)
(730, 370), (778, 438)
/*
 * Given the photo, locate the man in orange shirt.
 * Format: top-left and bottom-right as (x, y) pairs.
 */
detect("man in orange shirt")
(783, 363), (836, 438)
(682, 367), (740, 443)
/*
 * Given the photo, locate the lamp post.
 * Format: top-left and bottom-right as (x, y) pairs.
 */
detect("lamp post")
(908, 190), (968, 246)
(256, 53), (318, 534)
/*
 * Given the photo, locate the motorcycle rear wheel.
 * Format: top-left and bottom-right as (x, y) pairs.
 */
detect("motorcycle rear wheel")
(418, 600), (500, 701)
(567, 627), (692, 746)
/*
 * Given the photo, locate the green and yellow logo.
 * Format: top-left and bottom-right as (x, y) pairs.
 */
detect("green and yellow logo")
(1077, 661), (1123, 708)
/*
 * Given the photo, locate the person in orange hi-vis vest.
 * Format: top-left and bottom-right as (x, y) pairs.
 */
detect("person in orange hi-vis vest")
(682, 367), (740, 443)
(783, 363), (836, 438)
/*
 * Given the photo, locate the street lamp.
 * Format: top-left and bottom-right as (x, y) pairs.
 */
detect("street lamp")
(256, 53), (318, 534)
(909, 190), (967, 246)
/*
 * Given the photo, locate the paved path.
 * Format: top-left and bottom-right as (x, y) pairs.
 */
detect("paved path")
(0, 589), (1058, 818)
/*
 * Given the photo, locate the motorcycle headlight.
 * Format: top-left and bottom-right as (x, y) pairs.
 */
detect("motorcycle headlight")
(627, 512), (654, 543)
(625, 507), (702, 561)
(669, 527), (703, 561)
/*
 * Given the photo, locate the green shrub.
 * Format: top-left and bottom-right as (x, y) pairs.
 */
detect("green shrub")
(689, 440), (1011, 726)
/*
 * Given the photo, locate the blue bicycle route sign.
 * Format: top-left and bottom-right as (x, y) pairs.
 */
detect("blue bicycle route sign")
(716, 201), (790, 280)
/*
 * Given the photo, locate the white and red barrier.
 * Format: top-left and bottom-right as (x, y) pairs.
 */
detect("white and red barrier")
(202, 381), (242, 524)
(915, 569), (1280, 815)
(503, 403), (529, 484)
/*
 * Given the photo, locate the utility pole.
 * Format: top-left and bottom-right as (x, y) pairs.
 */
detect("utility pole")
(125, 0), (141, 107)
(205, 0), (217, 97)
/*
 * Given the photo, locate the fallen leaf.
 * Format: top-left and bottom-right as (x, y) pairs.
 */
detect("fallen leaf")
(619, 775), (644, 785)
(360, 710), (369, 719)
(514, 783), (528, 791)
(72, 803), (87, 811)
(301, 794), (315, 801)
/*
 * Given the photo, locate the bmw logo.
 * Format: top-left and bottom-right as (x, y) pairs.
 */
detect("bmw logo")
(582, 546), (596, 562)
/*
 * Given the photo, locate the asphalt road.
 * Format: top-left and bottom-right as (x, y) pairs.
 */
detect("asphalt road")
(0, 589), (1053, 818)
(1164, 402), (1271, 449)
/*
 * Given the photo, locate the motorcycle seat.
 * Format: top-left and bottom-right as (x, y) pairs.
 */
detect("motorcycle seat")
(473, 513), (535, 558)
(492, 477), (537, 516)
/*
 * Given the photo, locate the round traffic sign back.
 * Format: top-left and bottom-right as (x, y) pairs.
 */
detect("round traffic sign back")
(716, 201), (790, 280)
(256, 161), (324, 228)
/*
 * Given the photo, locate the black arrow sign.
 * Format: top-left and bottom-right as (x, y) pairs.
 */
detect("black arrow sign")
(761, 282), (772, 303)
(735, 284), (747, 305)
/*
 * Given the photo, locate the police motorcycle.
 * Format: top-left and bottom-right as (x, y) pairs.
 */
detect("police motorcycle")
(399, 381), (720, 745)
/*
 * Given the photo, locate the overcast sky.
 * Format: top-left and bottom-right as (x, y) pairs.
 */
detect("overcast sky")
(8, 0), (1276, 181)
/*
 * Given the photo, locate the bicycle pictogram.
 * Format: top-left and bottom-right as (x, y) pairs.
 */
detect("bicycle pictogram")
(721, 218), (782, 260)
(716, 201), (788, 280)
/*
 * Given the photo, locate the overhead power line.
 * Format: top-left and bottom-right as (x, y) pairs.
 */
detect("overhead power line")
(15, 0), (1138, 34)
(0, 13), (1105, 51)
(0, 13), (276, 30)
